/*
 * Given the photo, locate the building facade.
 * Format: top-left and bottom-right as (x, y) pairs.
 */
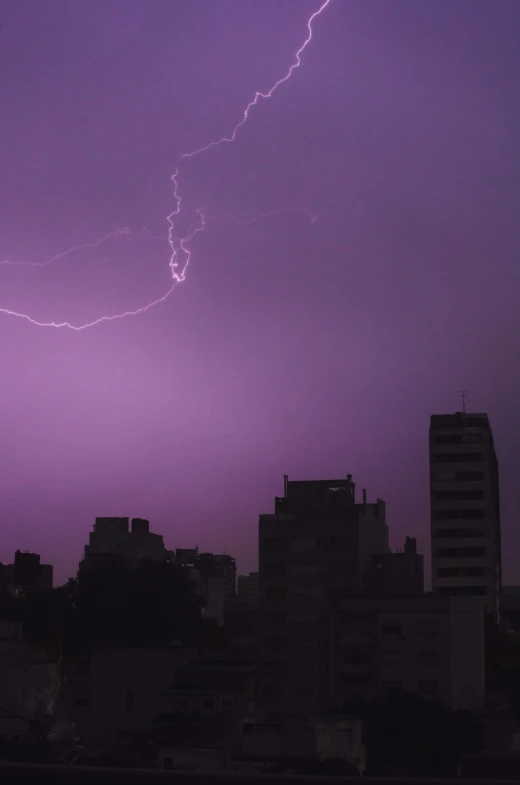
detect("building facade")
(80, 517), (173, 571)
(258, 474), (388, 719)
(329, 595), (485, 712)
(174, 548), (226, 626)
(237, 573), (259, 604)
(429, 412), (502, 617)
(198, 553), (237, 605)
(363, 537), (424, 597)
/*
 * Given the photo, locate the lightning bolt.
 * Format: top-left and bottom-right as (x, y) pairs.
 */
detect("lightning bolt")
(211, 208), (319, 228)
(0, 229), (130, 268)
(0, 0), (332, 331)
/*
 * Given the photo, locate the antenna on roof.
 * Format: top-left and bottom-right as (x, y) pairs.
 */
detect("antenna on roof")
(458, 389), (468, 414)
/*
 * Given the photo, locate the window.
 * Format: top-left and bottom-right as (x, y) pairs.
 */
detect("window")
(417, 650), (439, 665)
(264, 661), (285, 677)
(465, 417), (486, 427)
(125, 688), (134, 713)
(435, 528), (484, 539)
(382, 650), (402, 665)
(328, 560), (348, 575)
(437, 566), (486, 578)
(436, 490), (484, 501)
(343, 649), (371, 666)
(219, 695), (234, 710)
(434, 471), (456, 482)
(343, 611), (373, 623)
(265, 586), (286, 602)
(418, 680), (439, 696)
(433, 471), (484, 482)
(418, 620), (438, 634)
(435, 508), (484, 519)
(382, 624), (401, 636)
(264, 636), (286, 651)
(264, 611), (285, 626)
(264, 537), (286, 553)
(434, 433), (482, 445)
(289, 563), (317, 577)
(438, 547), (485, 558)
(317, 537), (334, 551)
(438, 585), (487, 596)
(383, 681), (402, 692)
(330, 536), (355, 551)
(264, 561), (285, 577)
(434, 434), (462, 445)
(289, 590), (314, 601)
(457, 471), (485, 481)
(290, 612), (316, 625)
(290, 538), (315, 552)
(299, 645), (318, 660)
(203, 696), (215, 709)
(434, 453), (483, 463)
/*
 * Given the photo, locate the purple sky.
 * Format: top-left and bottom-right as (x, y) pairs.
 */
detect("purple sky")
(1, 0), (519, 587)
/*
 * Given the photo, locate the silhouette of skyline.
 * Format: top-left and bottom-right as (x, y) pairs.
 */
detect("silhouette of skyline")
(1, 0), (520, 591)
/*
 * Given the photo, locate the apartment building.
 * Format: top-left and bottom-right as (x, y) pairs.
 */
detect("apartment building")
(429, 412), (501, 617)
(258, 473), (388, 719)
(329, 595), (485, 713)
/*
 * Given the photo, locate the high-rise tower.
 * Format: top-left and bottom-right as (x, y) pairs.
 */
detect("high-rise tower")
(429, 412), (501, 618)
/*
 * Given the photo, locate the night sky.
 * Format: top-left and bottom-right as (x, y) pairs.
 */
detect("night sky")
(1, 0), (519, 587)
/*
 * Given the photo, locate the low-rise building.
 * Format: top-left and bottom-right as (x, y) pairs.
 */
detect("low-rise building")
(0, 622), (59, 737)
(161, 658), (256, 734)
(236, 715), (365, 774)
(330, 595), (485, 712)
(66, 647), (196, 748)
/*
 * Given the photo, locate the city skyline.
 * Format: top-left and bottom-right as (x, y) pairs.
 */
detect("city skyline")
(0, 408), (507, 594)
(1, 0), (519, 587)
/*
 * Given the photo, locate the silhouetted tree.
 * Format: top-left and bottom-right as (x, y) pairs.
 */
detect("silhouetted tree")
(0, 560), (228, 665)
(341, 690), (483, 777)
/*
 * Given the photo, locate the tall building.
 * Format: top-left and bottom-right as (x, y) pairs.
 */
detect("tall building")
(258, 474), (388, 719)
(80, 517), (173, 571)
(429, 412), (501, 618)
